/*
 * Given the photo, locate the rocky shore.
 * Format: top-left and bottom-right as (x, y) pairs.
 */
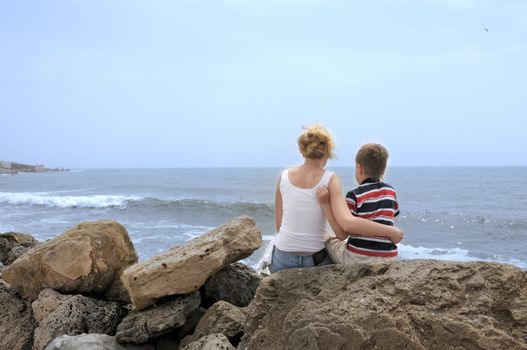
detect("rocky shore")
(0, 161), (68, 174)
(1, 217), (526, 350)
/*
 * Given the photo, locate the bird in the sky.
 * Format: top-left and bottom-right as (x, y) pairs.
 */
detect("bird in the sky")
(484, 28), (489, 32)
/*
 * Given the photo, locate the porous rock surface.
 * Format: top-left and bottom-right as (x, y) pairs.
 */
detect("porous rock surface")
(240, 260), (527, 350)
(44, 333), (154, 350)
(115, 291), (201, 344)
(3, 221), (138, 300)
(32, 289), (125, 350)
(181, 334), (236, 350)
(180, 301), (246, 348)
(202, 263), (262, 307)
(0, 279), (37, 350)
(121, 216), (262, 310)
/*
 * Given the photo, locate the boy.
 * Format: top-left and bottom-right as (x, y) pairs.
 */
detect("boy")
(318, 143), (400, 264)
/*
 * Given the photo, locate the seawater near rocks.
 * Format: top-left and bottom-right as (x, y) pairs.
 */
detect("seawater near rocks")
(120, 216), (262, 311)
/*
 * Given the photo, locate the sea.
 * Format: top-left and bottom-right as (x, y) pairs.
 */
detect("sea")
(0, 167), (526, 270)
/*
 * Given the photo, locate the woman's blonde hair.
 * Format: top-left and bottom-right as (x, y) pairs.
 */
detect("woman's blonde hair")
(297, 124), (336, 159)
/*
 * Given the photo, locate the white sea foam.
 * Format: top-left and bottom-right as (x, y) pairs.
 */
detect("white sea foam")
(0, 192), (141, 208)
(399, 244), (527, 270)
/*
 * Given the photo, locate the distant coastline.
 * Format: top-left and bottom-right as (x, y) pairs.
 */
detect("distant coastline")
(0, 161), (68, 175)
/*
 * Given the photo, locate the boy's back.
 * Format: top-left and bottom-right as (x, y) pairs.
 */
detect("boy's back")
(346, 179), (399, 257)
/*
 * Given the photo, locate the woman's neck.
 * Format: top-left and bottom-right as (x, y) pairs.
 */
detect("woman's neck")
(302, 158), (326, 169)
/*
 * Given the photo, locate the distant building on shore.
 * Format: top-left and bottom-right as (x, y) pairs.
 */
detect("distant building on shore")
(0, 161), (12, 169)
(34, 164), (46, 172)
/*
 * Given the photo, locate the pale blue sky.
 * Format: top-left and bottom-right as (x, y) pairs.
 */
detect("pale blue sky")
(1, 0), (526, 168)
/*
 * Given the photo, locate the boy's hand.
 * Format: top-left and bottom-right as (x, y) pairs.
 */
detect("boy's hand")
(391, 228), (404, 244)
(316, 186), (330, 205)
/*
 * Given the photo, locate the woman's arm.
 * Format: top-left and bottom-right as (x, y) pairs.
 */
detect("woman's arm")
(316, 185), (349, 240)
(275, 177), (283, 233)
(328, 174), (403, 243)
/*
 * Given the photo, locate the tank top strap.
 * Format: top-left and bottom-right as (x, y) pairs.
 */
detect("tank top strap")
(280, 169), (289, 186)
(320, 170), (334, 187)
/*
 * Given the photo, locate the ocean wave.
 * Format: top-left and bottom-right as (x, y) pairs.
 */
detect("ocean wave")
(0, 192), (141, 208)
(399, 244), (527, 270)
(127, 198), (274, 214)
(0, 192), (273, 213)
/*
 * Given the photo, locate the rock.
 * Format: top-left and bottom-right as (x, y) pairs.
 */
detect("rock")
(154, 306), (206, 350)
(239, 260), (527, 350)
(0, 279), (37, 350)
(202, 263), (262, 307)
(180, 301), (246, 349)
(121, 216), (262, 310)
(44, 334), (154, 350)
(115, 292), (201, 344)
(32, 289), (126, 350)
(154, 334), (179, 350)
(173, 307), (207, 340)
(6, 245), (33, 265)
(180, 334), (235, 350)
(0, 231), (38, 264)
(3, 221), (138, 300)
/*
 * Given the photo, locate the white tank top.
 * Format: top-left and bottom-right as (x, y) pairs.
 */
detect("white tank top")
(274, 169), (334, 253)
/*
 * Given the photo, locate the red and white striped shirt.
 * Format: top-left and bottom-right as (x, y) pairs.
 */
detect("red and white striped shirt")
(346, 178), (399, 257)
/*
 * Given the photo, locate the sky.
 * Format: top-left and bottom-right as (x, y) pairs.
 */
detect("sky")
(1, 0), (526, 168)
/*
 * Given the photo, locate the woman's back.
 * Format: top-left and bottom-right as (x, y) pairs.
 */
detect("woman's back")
(274, 167), (333, 253)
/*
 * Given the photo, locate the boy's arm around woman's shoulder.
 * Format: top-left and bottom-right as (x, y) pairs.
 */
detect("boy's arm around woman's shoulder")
(316, 185), (349, 241)
(327, 174), (404, 244)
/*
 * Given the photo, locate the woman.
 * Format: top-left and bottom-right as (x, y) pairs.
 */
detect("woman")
(268, 125), (403, 273)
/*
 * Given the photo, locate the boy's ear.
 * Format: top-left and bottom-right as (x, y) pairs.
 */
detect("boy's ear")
(356, 163), (363, 175)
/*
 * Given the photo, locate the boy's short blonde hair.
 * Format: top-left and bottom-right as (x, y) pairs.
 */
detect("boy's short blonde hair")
(297, 124), (336, 159)
(356, 143), (389, 180)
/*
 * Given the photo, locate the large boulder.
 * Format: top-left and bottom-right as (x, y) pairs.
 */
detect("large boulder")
(240, 260), (527, 350)
(3, 221), (138, 300)
(121, 216), (262, 310)
(202, 263), (262, 307)
(115, 292), (201, 344)
(32, 289), (126, 350)
(0, 232), (38, 264)
(180, 334), (235, 350)
(180, 301), (246, 349)
(44, 334), (154, 350)
(0, 280), (37, 350)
